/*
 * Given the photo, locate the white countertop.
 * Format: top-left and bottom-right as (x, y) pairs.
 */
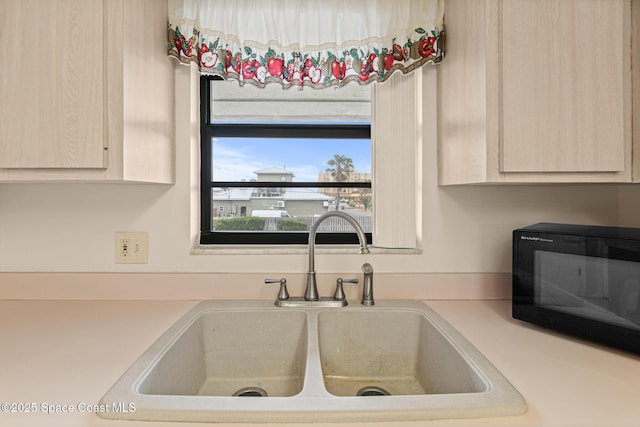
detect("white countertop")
(0, 299), (638, 427)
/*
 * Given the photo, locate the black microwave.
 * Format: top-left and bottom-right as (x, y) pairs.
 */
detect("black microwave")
(513, 223), (640, 355)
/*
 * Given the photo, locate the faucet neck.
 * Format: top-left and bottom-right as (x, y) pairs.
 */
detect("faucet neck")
(307, 210), (370, 275)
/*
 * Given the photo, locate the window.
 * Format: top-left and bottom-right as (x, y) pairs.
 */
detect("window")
(200, 76), (373, 245)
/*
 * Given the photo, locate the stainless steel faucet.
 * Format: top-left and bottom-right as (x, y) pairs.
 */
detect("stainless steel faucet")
(265, 210), (370, 308)
(305, 211), (370, 301)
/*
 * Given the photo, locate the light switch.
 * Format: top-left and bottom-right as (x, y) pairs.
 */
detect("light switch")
(115, 232), (148, 264)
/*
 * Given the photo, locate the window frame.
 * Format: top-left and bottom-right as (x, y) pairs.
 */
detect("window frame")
(199, 75), (373, 246)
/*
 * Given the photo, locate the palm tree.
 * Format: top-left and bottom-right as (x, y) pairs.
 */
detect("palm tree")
(326, 154), (354, 210)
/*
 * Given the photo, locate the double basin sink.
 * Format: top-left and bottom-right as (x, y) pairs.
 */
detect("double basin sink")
(99, 300), (526, 423)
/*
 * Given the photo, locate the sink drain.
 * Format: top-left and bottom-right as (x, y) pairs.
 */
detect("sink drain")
(356, 386), (391, 396)
(232, 387), (268, 397)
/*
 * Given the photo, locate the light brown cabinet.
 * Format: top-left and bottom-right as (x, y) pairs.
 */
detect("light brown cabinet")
(0, 0), (106, 170)
(0, 0), (174, 183)
(437, 0), (632, 184)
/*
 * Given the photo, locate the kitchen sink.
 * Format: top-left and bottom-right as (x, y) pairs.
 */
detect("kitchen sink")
(318, 310), (486, 397)
(138, 310), (307, 398)
(99, 300), (526, 423)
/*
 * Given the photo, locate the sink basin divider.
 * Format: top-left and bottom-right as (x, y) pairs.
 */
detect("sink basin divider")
(297, 310), (335, 398)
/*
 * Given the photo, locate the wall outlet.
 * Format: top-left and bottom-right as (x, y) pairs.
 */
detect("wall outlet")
(115, 232), (148, 264)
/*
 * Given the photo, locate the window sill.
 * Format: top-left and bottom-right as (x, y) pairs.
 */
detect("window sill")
(190, 245), (422, 256)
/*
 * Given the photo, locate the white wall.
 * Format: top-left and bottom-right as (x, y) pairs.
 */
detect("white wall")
(0, 66), (621, 274)
(618, 186), (640, 227)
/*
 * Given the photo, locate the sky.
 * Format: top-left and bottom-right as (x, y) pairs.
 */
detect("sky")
(211, 137), (371, 182)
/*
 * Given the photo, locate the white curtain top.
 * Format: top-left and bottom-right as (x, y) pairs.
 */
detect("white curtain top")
(169, 0), (444, 88)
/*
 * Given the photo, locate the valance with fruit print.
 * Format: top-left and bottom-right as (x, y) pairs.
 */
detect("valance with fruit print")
(168, 0), (444, 89)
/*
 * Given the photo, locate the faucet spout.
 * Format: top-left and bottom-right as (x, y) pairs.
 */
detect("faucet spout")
(305, 211), (369, 301)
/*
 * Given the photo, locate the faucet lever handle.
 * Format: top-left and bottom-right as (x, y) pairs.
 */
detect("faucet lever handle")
(333, 278), (359, 301)
(265, 278), (290, 301)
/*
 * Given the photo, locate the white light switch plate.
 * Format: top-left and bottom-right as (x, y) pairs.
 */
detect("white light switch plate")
(115, 232), (148, 264)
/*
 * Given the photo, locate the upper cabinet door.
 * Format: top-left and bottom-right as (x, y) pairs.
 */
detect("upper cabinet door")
(0, 0), (106, 169)
(437, 0), (632, 184)
(500, 0), (629, 173)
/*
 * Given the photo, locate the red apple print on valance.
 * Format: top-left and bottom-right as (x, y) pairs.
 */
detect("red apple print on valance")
(168, 0), (444, 89)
